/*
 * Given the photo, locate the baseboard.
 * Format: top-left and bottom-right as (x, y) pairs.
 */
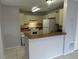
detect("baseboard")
(63, 49), (77, 55)
(50, 49), (78, 59)
(48, 53), (63, 59)
(74, 49), (78, 51)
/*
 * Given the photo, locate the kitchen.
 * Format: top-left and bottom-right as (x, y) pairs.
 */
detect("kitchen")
(20, 9), (64, 36)
(19, 1), (66, 59)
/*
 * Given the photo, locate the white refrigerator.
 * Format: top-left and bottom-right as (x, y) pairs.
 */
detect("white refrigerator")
(43, 19), (56, 33)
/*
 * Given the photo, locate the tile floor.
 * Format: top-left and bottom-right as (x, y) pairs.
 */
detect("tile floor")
(5, 46), (26, 59)
(5, 46), (78, 59)
(53, 50), (78, 59)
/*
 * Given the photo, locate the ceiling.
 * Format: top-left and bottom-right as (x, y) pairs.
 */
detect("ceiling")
(1, 0), (64, 12)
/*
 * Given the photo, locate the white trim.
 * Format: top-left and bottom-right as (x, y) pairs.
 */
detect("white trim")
(48, 53), (63, 59)
(74, 49), (78, 51)
(49, 50), (77, 59)
(63, 49), (77, 55)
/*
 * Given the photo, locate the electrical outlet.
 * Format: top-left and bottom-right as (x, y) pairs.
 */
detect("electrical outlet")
(69, 42), (74, 50)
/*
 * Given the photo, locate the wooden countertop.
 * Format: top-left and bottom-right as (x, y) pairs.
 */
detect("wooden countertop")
(24, 31), (66, 39)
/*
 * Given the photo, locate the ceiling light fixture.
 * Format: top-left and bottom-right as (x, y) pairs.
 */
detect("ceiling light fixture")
(32, 6), (40, 12)
(46, 0), (54, 5)
(32, 6), (38, 11)
(32, 8), (40, 12)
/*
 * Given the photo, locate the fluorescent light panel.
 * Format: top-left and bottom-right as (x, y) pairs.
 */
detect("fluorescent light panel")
(32, 6), (40, 12)
(32, 6), (38, 11)
(32, 8), (40, 12)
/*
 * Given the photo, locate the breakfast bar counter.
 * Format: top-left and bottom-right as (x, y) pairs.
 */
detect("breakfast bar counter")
(24, 31), (66, 39)
(24, 32), (66, 59)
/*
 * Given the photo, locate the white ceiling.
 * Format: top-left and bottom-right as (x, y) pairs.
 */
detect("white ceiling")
(1, 0), (64, 12)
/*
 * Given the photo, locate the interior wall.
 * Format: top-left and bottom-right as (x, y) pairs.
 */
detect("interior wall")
(74, 24), (78, 50)
(63, 0), (78, 54)
(2, 6), (20, 48)
(0, 3), (5, 59)
(74, 0), (78, 51)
